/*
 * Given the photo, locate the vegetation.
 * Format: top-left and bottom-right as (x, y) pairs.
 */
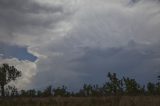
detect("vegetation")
(0, 63), (160, 97)
(0, 96), (160, 106)
(0, 64), (21, 97)
(0, 63), (160, 105)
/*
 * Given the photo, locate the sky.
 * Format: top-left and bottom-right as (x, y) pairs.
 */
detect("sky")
(0, 0), (160, 90)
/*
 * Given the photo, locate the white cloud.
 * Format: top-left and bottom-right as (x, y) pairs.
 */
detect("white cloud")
(0, 58), (37, 89)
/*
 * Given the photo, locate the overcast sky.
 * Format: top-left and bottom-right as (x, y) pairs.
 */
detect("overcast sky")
(0, 0), (160, 90)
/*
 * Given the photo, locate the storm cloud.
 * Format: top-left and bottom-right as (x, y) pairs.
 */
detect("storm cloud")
(0, 0), (160, 90)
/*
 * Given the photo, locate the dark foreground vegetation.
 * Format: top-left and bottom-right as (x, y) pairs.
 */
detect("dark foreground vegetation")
(0, 96), (160, 106)
(1, 70), (160, 97)
(0, 63), (160, 106)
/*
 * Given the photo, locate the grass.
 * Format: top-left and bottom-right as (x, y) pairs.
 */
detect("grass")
(0, 96), (160, 106)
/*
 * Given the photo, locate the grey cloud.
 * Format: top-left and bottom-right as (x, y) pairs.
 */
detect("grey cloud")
(1, 0), (160, 90)
(0, 0), (63, 13)
(31, 40), (160, 90)
(0, 0), (63, 27)
(0, 0), (72, 45)
(68, 41), (160, 85)
(31, 0), (160, 90)
(0, 0), (75, 89)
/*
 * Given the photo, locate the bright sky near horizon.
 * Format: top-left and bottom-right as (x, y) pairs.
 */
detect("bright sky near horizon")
(0, 0), (160, 90)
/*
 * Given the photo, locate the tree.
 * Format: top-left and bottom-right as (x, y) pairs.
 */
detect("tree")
(153, 75), (160, 94)
(53, 86), (69, 97)
(158, 76), (160, 81)
(147, 82), (156, 95)
(156, 82), (160, 95)
(104, 72), (123, 95)
(37, 90), (43, 97)
(0, 63), (21, 97)
(43, 85), (52, 96)
(7, 85), (19, 97)
(92, 84), (103, 96)
(123, 77), (141, 95)
(82, 84), (93, 96)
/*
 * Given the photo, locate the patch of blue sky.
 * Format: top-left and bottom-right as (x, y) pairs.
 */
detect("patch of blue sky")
(0, 43), (37, 62)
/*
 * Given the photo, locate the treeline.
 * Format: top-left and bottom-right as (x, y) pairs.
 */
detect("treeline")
(2, 72), (160, 97)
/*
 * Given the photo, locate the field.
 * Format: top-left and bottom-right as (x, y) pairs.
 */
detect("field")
(0, 96), (160, 106)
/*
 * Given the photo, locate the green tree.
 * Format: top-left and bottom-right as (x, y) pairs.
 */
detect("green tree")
(104, 72), (123, 95)
(37, 90), (43, 97)
(147, 82), (156, 95)
(8, 86), (19, 97)
(92, 84), (102, 96)
(0, 64), (21, 97)
(82, 84), (93, 96)
(20, 90), (27, 96)
(123, 77), (141, 95)
(20, 89), (37, 97)
(155, 75), (160, 95)
(43, 85), (52, 96)
(53, 86), (69, 97)
(156, 82), (160, 95)
(27, 89), (37, 97)
(158, 76), (160, 81)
